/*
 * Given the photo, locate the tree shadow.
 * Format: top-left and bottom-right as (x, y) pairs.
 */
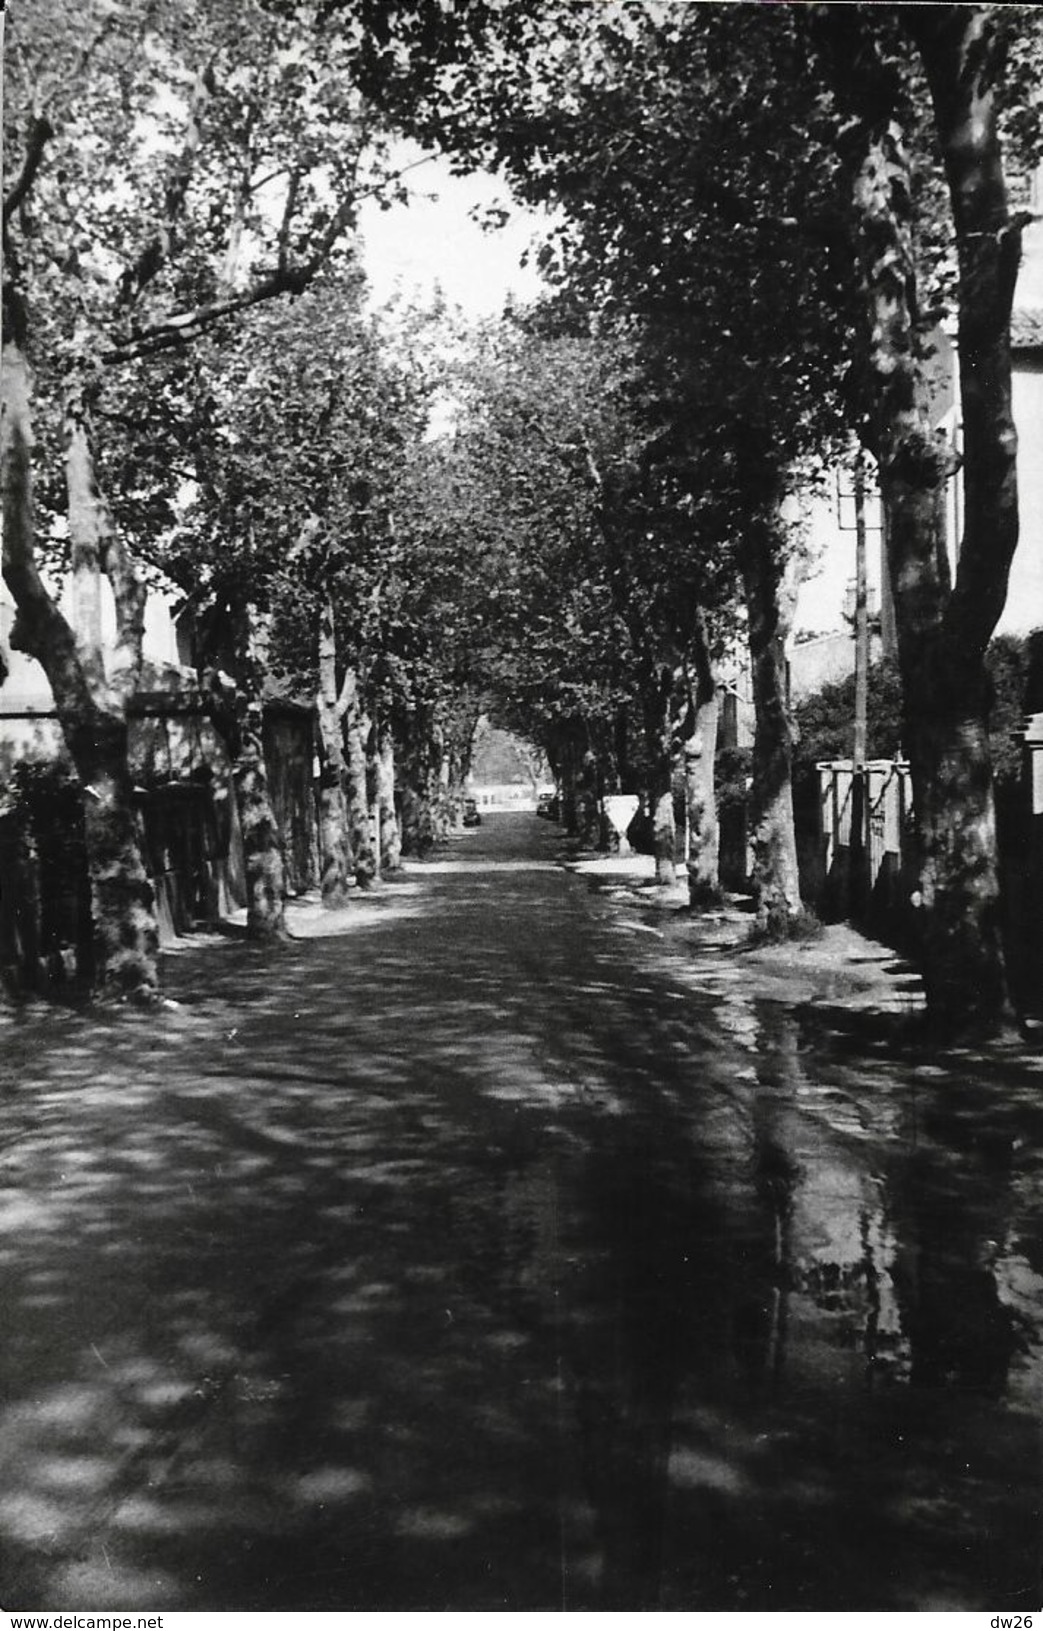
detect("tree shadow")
(2, 855), (1042, 1610)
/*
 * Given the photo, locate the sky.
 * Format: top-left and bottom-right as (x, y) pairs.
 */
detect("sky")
(357, 141), (549, 319)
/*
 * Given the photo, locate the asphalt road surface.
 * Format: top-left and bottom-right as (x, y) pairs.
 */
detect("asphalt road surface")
(2, 813), (1042, 1611)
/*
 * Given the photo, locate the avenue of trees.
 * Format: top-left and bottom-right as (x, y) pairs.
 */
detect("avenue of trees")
(4, 0), (1043, 1039)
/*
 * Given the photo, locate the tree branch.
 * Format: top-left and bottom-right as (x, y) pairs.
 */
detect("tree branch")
(100, 273), (306, 364)
(221, 101), (260, 292)
(900, 4), (1022, 659)
(3, 113), (54, 226)
(248, 166), (291, 197)
(277, 167), (302, 275)
(64, 354), (147, 688)
(2, 317), (97, 721)
(690, 606), (716, 702)
(100, 149), (434, 366)
(115, 60), (217, 310)
(578, 429), (604, 497)
(295, 191), (358, 287)
(336, 663), (356, 720)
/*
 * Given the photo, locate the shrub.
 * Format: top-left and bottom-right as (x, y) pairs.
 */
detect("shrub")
(747, 904), (825, 947)
(791, 635), (1038, 785)
(792, 657), (904, 779)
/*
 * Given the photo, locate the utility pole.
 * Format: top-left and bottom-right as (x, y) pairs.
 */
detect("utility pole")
(853, 453), (868, 770)
(852, 452), (869, 917)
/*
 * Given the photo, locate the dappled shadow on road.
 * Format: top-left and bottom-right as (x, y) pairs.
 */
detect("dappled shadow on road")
(2, 826), (1042, 1611)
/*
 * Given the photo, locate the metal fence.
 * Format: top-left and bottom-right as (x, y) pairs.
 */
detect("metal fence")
(811, 726), (1043, 1016)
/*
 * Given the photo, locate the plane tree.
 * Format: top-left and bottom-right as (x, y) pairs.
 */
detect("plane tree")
(359, 438), (498, 854)
(428, 308), (743, 887)
(316, 0), (853, 928)
(217, 294), (500, 877)
(520, 0), (1043, 1019)
(325, 0), (1043, 1011)
(484, 9), (852, 925)
(153, 278), (436, 922)
(441, 318), (650, 848)
(806, 3), (1043, 1034)
(537, 336), (741, 891)
(2, 0), (398, 990)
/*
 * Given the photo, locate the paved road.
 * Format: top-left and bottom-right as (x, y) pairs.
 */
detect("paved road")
(2, 814), (1042, 1611)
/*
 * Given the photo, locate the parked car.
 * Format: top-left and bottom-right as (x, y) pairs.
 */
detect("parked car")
(462, 797), (482, 827)
(536, 792), (560, 820)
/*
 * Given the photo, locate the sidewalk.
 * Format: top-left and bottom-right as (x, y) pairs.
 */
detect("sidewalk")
(566, 850), (926, 1017)
(567, 849), (1043, 1063)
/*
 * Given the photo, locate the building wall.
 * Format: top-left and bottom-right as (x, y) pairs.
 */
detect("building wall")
(0, 576), (189, 721)
(0, 579), (320, 983)
(789, 628), (884, 703)
(792, 480), (885, 644)
(794, 192), (1043, 661)
(792, 354), (1043, 661)
(1008, 359), (1043, 637)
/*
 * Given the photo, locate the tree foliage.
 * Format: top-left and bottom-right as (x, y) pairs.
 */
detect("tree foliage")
(792, 634), (1036, 787)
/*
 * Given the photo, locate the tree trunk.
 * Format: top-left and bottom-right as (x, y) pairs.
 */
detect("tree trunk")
(431, 747), (453, 844)
(63, 351), (149, 687)
(741, 522), (802, 933)
(316, 764), (351, 907)
(443, 752), (466, 832)
(440, 701), (480, 832)
(651, 789), (675, 883)
(67, 714), (159, 995)
(66, 414), (105, 680)
(683, 616), (721, 907)
(444, 723), (475, 833)
(377, 727), (401, 874)
(400, 783), (435, 858)
(850, 24), (1020, 1036)
(315, 592), (353, 906)
(399, 730), (437, 858)
(205, 674), (286, 938)
(614, 708), (632, 794)
(3, 293), (160, 996)
(366, 724), (382, 884)
(343, 677), (376, 886)
(575, 735), (603, 851)
(560, 735), (579, 837)
(905, 701), (1009, 1025)
(231, 703), (286, 938)
(643, 673), (677, 886)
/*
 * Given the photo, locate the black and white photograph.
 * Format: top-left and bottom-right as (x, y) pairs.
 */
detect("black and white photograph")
(2, 0), (1043, 1616)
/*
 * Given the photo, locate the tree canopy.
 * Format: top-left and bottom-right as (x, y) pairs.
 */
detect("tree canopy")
(5, 0), (1042, 1031)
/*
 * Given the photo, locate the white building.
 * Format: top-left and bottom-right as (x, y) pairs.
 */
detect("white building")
(0, 574), (191, 767)
(791, 192), (1043, 695)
